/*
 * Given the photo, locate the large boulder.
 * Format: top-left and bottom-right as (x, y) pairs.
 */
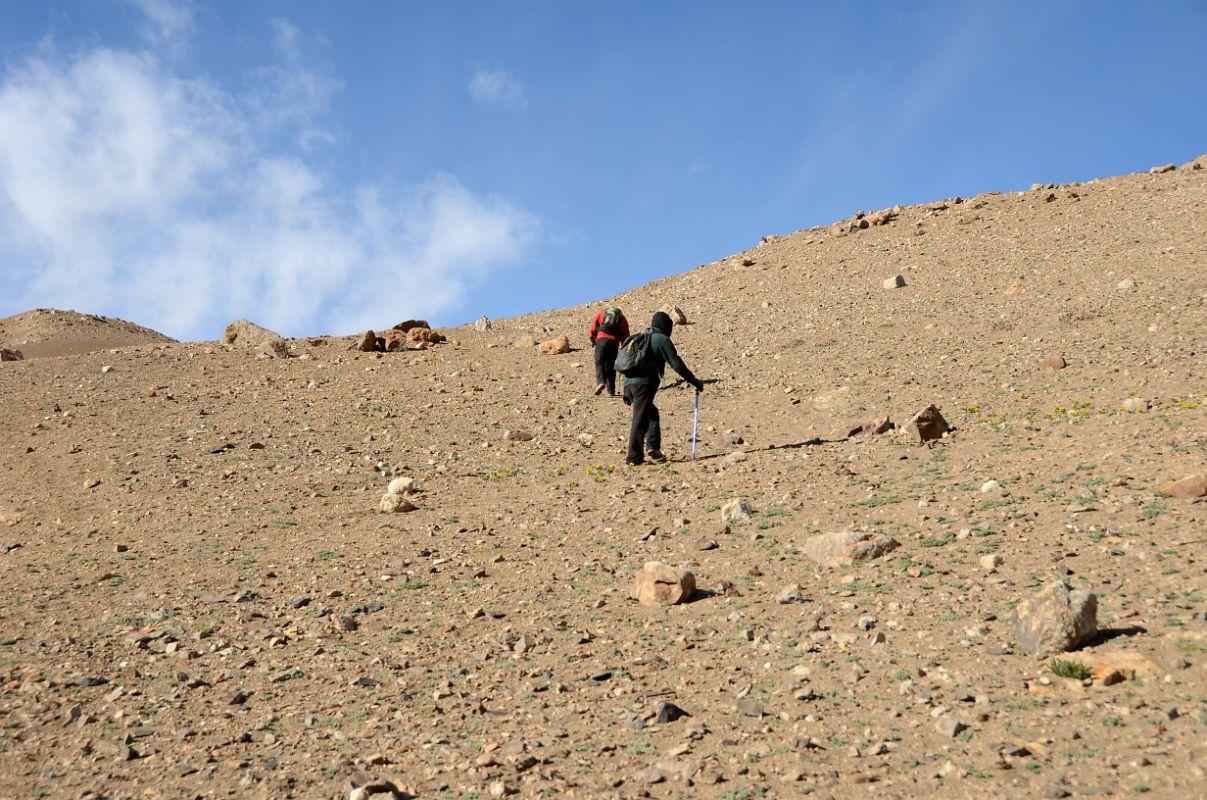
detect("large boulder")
(903, 405), (950, 442)
(1012, 580), (1098, 659)
(538, 334), (570, 355)
(383, 330), (404, 352)
(803, 530), (900, 567)
(391, 319), (430, 333)
(474, 315), (492, 332)
(631, 562), (696, 606)
(356, 331), (376, 352)
(223, 319), (283, 347)
(1157, 473), (1207, 500)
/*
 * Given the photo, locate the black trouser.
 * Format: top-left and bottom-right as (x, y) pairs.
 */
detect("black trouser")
(594, 338), (619, 394)
(623, 382), (661, 462)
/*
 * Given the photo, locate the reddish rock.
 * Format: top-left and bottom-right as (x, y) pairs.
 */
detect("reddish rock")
(356, 331), (376, 352)
(1040, 356), (1067, 373)
(391, 319), (430, 333)
(1157, 473), (1207, 500)
(383, 331), (404, 352)
(406, 327), (444, 345)
(803, 530), (900, 566)
(538, 334), (570, 355)
(840, 416), (892, 439)
(631, 562), (696, 606)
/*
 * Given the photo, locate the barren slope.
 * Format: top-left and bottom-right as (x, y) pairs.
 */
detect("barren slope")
(0, 308), (176, 360)
(0, 156), (1204, 800)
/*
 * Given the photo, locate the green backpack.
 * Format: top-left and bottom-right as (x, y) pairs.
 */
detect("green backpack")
(615, 329), (655, 376)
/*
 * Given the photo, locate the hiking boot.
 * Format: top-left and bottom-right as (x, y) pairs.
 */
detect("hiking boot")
(647, 450), (667, 463)
(594, 383), (606, 396)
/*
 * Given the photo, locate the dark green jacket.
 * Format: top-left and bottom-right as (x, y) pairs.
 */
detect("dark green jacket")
(623, 331), (699, 389)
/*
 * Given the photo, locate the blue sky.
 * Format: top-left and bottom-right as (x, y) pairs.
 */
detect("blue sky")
(0, 1), (1204, 340)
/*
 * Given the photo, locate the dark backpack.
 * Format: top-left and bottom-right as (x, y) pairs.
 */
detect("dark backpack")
(600, 307), (622, 336)
(615, 329), (656, 376)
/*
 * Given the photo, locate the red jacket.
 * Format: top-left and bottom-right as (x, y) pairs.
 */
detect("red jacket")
(589, 309), (630, 344)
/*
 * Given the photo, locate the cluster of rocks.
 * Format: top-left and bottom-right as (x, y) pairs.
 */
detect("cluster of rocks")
(379, 475), (419, 513)
(838, 405), (949, 443)
(357, 320), (446, 352)
(832, 206), (900, 235)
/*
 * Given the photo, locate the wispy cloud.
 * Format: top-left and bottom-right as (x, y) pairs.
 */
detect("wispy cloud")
(125, 0), (195, 48)
(469, 68), (526, 109)
(0, 20), (541, 339)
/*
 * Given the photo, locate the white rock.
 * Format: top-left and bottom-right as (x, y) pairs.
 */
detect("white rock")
(387, 476), (416, 495)
(882, 274), (906, 289)
(1117, 279), (1135, 290)
(979, 479), (1002, 494)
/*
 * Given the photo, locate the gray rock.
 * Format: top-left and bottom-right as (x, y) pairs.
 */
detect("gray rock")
(721, 498), (753, 525)
(935, 715), (966, 737)
(222, 319), (282, 347)
(1012, 580), (1098, 659)
(475, 315), (492, 332)
(802, 530), (900, 567)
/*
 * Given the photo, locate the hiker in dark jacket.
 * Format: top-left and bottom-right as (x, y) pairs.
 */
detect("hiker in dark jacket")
(622, 310), (703, 465)
(588, 306), (630, 396)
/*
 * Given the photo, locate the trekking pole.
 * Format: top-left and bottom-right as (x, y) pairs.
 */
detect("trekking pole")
(691, 391), (700, 460)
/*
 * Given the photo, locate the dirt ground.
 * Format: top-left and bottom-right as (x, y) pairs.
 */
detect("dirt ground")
(1, 156), (1204, 799)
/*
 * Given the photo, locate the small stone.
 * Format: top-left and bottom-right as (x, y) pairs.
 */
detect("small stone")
(693, 538), (718, 552)
(332, 615), (359, 634)
(737, 699), (763, 717)
(474, 316), (492, 332)
(980, 554), (1003, 572)
(980, 479), (1002, 494)
(1040, 356), (1067, 373)
(503, 429), (534, 442)
(935, 716), (966, 738)
(655, 702), (689, 724)
(660, 305), (688, 325)
(903, 404), (950, 442)
(386, 476), (416, 495)
(1117, 279), (1135, 290)
(537, 335), (570, 355)
(775, 585), (805, 604)
(1120, 397), (1148, 412)
(882, 274), (906, 289)
(100, 365), (114, 373)
(379, 493), (417, 513)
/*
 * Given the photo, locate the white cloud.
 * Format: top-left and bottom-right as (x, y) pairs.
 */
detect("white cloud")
(0, 27), (541, 340)
(469, 68), (526, 109)
(125, 0), (195, 48)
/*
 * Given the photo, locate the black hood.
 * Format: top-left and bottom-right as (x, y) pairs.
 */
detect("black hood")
(650, 311), (673, 336)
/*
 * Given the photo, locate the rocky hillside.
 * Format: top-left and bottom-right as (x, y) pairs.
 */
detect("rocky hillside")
(0, 154), (1203, 799)
(0, 308), (175, 359)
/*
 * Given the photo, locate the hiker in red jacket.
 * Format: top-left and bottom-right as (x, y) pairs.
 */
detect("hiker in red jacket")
(588, 306), (630, 396)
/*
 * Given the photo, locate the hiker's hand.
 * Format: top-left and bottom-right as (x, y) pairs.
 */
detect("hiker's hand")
(693, 379), (704, 393)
